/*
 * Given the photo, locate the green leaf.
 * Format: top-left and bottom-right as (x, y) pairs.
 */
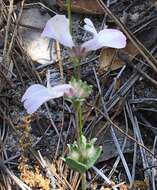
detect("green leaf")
(65, 157), (88, 173)
(86, 146), (102, 169)
(65, 136), (102, 173)
(80, 135), (87, 146)
(65, 146), (102, 173)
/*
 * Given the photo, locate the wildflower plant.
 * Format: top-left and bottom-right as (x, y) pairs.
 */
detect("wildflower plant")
(22, 9), (126, 190)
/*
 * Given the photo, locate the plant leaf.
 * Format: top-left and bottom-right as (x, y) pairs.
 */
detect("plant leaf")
(86, 146), (102, 168)
(65, 146), (102, 173)
(65, 157), (88, 173)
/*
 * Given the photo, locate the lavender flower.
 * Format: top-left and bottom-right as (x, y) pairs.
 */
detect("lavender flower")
(21, 74), (92, 114)
(42, 15), (126, 53)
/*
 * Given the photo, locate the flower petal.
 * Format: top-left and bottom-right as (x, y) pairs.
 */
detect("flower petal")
(22, 84), (52, 114)
(23, 93), (52, 114)
(83, 18), (97, 35)
(98, 29), (126, 49)
(82, 37), (102, 52)
(21, 84), (46, 102)
(48, 84), (74, 98)
(22, 84), (73, 114)
(82, 29), (126, 52)
(42, 15), (74, 48)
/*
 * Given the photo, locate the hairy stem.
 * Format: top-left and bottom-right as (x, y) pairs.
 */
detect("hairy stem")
(81, 173), (87, 190)
(75, 101), (83, 141)
(71, 57), (80, 79)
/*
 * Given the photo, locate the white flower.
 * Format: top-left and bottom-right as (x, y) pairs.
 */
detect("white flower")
(42, 15), (74, 48)
(21, 73), (93, 114)
(21, 84), (73, 114)
(82, 18), (126, 51)
(42, 15), (126, 53)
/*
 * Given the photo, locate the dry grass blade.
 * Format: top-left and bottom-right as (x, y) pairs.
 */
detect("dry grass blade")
(108, 108), (129, 179)
(37, 151), (57, 189)
(0, 170), (11, 190)
(56, 41), (64, 81)
(152, 136), (157, 190)
(0, 123), (8, 153)
(0, 123), (10, 190)
(7, 0), (25, 61)
(0, 0), (14, 91)
(0, 161), (32, 190)
(110, 127), (133, 184)
(125, 103), (151, 183)
(97, 0), (157, 74)
(3, 0), (14, 61)
(92, 166), (118, 190)
(37, 152), (79, 190)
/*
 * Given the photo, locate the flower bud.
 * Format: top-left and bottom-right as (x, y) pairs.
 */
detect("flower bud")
(65, 78), (92, 101)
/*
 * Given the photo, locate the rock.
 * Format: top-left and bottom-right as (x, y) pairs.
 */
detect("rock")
(19, 8), (56, 64)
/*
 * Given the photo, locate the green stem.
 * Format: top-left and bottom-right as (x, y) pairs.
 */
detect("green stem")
(74, 99), (86, 190)
(67, 0), (82, 79)
(71, 57), (80, 79)
(75, 104), (80, 143)
(67, 0), (72, 34)
(76, 59), (81, 79)
(75, 101), (83, 139)
(81, 173), (87, 190)
(78, 102), (83, 135)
